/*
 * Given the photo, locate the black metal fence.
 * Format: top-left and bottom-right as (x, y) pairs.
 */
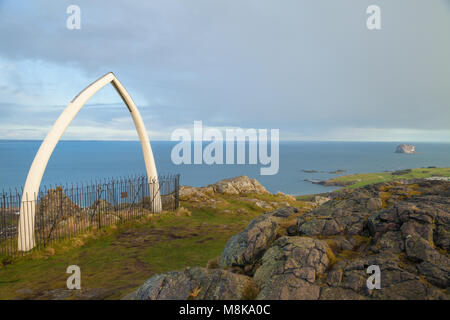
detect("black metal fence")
(0, 174), (180, 258)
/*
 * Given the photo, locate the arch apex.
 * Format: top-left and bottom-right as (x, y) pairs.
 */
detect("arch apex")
(17, 73), (162, 251)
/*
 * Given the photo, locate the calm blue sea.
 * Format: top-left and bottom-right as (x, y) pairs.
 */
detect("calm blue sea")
(0, 140), (449, 195)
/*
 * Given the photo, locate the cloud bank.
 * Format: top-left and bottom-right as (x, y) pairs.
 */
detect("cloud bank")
(0, 0), (449, 141)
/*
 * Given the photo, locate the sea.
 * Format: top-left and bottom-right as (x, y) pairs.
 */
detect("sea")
(0, 140), (449, 195)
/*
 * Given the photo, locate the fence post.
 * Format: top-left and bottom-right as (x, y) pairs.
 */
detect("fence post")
(142, 176), (145, 212)
(98, 186), (102, 230)
(59, 188), (63, 241)
(175, 174), (180, 210)
(1, 194), (5, 256)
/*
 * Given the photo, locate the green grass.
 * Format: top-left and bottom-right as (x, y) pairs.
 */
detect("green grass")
(336, 167), (450, 189)
(300, 167), (450, 194)
(0, 189), (312, 300)
(0, 195), (282, 300)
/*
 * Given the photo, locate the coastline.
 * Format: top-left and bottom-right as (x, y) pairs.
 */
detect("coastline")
(303, 167), (450, 190)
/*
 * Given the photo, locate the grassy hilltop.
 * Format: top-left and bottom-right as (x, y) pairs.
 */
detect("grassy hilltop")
(313, 167), (450, 189)
(0, 177), (309, 300)
(0, 170), (448, 300)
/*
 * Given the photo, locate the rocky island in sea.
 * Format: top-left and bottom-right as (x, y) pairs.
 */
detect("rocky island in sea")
(395, 144), (416, 154)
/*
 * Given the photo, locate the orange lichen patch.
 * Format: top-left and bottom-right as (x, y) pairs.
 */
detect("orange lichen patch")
(352, 235), (371, 247)
(418, 275), (434, 288)
(379, 191), (391, 208)
(335, 250), (361, 262)
(187, 287), (202, 299)
(406, 184), (422, 196)
(321, 238), (340, 253)
(324, 245), (337, 266)
(316, 272), (329, 285)
(376, 183), (423, 208)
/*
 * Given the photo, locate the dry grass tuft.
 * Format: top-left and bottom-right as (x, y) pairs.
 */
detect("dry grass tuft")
(174, 207), (192, 217)
(206, 257), (220, 269)
(44, 247), (55, 256)
(187, 287), (202, 299)
(324, 245), (337, 266)
(241, 281), (259, 300)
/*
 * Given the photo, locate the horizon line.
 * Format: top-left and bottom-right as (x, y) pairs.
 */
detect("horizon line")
(1, 139), (450, 143)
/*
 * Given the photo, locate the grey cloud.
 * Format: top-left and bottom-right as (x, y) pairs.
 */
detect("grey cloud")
(0, 0), (449, 140)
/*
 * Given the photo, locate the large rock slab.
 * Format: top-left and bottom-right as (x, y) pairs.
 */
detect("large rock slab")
(323, 252), (446, 300)
(219, 206), (299, 268)
(219, 214), (278, 268)
(296, 184), (388, 238)
(135, 267), (256, 300)
(367, 200), (450, 288)
(320, 287), (367, 300)
(211, 176), (269, 195)
(253, 236), (331, 300)
(179, 176), (270, 207)
(297, 206), (369, 237)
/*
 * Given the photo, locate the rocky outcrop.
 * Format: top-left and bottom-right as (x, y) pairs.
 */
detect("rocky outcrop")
(314, 196), (331, 206)
(297, 190), (383, 237)
(36, 187), (80, 220)
(368, 200), (450, 289)
(219, 206), (299, 268)
(254, 236), (331, 299)
(180, 175), (268, 199)
(329, 169), (346, 174)
(395, 144), (416, 154)
(305, 178), (358, 187)
(135, 267), (257, 300)
(219, 214), (278, 268)
(212, 176), (269, 195)
(323, 251), (446, 300)
(134, 179), (449, 300)
(179, 176), (269, 204)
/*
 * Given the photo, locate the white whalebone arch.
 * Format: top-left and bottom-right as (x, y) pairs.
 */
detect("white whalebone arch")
(18, 72), (161, 252)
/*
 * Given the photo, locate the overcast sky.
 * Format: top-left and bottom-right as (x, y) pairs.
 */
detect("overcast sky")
(0, 0), (449, 141)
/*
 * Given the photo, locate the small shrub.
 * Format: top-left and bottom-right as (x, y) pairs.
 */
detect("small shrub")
(45, 247), (55, 257)
(1, 256), (14, 266)
(71, 238), (85, 248)
(206, 257), (220, 269)
(175, 207), (192, 217)
(241, 281), (259, 300)
(236, 208), (249, 215)
(392, 169), (412, 176)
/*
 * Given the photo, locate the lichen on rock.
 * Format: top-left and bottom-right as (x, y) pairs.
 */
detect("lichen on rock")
(134, 267), (256, 300)
(132, 179), (450, 300)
